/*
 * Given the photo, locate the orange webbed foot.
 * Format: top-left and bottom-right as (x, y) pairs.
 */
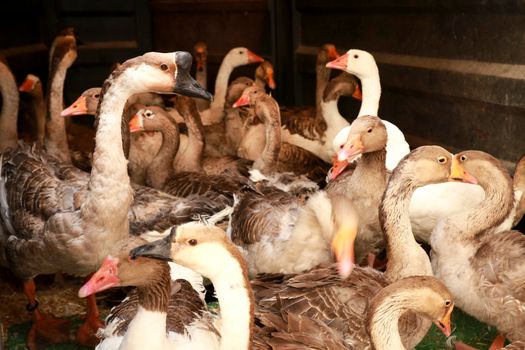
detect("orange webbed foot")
(75, 316), (104, 347)
(488, 334), (506, 350)
(27, 308), (71, 350)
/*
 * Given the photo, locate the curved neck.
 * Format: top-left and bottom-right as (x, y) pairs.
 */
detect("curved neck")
(45, 61), (71, 162)
(210, 58), (233, 110)
(210, 253), (254, 350)
(253, 99), (281, 174)
(349, 149), (387, 195)
(196, 67), (207, 91)
(445, 171), (514, 240)
(83, 70), (135, 233)
(358, 74), (381, 117)
(316, 64), (331, 116)
(177, 99), (205, 173)
(146, 124), (179, 190)
(380, 171), (433, 281)
(0, 62), (19, 151)
(32, 84), (46, 147)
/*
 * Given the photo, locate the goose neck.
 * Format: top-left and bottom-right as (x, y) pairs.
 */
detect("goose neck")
(315, 64), (331, 116)
(32, 84), (46, 147)
(177, 100), (205, 173)
(358, 74), (381, 117)
(253, 99), (281, 174)
(147, 125), (179, 190)
(0, 62), (19, 151)
(211, 59), (234, 110)
(45, 63), (71, 162)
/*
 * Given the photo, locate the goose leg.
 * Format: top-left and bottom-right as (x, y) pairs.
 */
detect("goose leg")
(488, 334), (506, 350)
(23, 279), (71, 350)
(75, 275), (104, 347)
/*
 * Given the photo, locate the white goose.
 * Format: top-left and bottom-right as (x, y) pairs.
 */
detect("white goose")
(328, 49), (491, 243)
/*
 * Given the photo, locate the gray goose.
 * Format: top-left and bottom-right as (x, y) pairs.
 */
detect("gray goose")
(430, 151), (525, 348)
(0, 51), (211, 348)
(128, 99), (251, 209)
(254, 61), (276, 90)
(130, 222), (454, 350)
(78, 236), (208, 350)
(19, 74), (46, 147)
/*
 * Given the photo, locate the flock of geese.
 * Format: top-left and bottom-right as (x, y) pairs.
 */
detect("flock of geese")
(0, 28), (525, 350)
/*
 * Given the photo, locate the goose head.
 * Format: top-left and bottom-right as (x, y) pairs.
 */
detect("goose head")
(50, 28), (78, 71)
(449, 150), (503, 186)
(130, 224), (246, 281)
(116, 52), (212, 100)
(326, 49), (378, 80)
(323, 72), (362, 102)
(318, 43), (340, 65)
(232, 85), (266, 108)
(255, 61), (276, 90)
(193, 41), (207, 72)
(61, 87), (101, 117)
(224, 47), (264, 67)
(225, 77), (255, 107)
(18, 74), (42, 94)
(329, 115), (387, 180)
(129, 106), (176, 133)
(78, 237), (166, 297)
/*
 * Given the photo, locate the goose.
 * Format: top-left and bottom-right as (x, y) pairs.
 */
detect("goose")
(128, 101), (250, 208)
(199, 47), (264, 125)
(430, 150), (525, 349)
(327, 49), (491, 244)
(0, 51), (211, 348)
(233, 86), (330, 185)
(19, 74), (46, 147)
(129, 220), (454, 350)
(254, 61), (276, 90)
(0, 55), (19, 152)
(193, 41), (209, 111)
(78, 236), (210, 350)
(45, 28), (78, 163)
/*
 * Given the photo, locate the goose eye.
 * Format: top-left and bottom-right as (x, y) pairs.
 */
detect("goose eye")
(438, 156), (447, 164)
(367, 128), (373, 133)
(238, 50), (244, 55)
(145, 111), (153, 118)
(188, 239), (198, 246)
(160, 63), (169, 71)
(445, 300), (451, 307)
(94, 94), (100, 98)
(353, 54), (359, 59)
(460, 155), (467, 162)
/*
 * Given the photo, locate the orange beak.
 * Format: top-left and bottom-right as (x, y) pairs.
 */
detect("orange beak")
(327, 46), (340, 61)
(326, 52), (349, 71)
(434, 304), (454, 337)
(266, 70), (276, 90)
(233, 90), (250, 108)
(337, 134), (364, 162)
(352, 84), (363, 101)
(247, 50), (265, 63)
(78, 256), (120, 298)
(331, 223), (357, 279)
(329, 154), (349, 181)
(61, 96), (88, 117)
(449, 157), (478, 184)
(19, 78), (35, 92)
(129, 114), (144, 133)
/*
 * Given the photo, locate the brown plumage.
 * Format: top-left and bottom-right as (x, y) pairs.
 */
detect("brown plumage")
(512, 153), (525, 226)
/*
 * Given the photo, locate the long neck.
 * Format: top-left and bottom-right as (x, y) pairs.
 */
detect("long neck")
(83, 72), (133, 233)
(32, 84), (47, 147)
(210, 58), (234, 110)
(253, 100), (281, 174)
(369, 304), (407, 350)
(45, 62), (71, 162)
(121, 264), (171, 350)
(0, 63), (19, 151)
(445, 170), (514, 240)
(211, 255), (254, 350)
(380, 172), (433, 281)
(358, 74), (381, 117)
(146, 124), (179, 190)
(196, 65), (207, 90)
(177, 100), (205, 173)
(315, 64), (331, 116)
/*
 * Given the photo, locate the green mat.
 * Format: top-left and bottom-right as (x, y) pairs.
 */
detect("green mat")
(6, 307), (502, 349)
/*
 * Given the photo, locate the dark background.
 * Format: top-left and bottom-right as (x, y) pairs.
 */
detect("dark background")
(2, 0), (525, 164)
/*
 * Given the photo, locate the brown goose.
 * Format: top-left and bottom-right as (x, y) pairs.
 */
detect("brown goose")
(130, 223), (454, 350)
(128, 101), (250, 208)
(194, 41), (209, 111)
(254, 61), (276, 90)
(19, 74), (46, 147)
(233, 86), (330, 184)
(0, 51), (211, 348)
(430, 151), (525, 348)
(199, 47), (264, 125)
(78, 236), (208, 350)
(45, 28), (78, 163)
(0, 55), (19, 152)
